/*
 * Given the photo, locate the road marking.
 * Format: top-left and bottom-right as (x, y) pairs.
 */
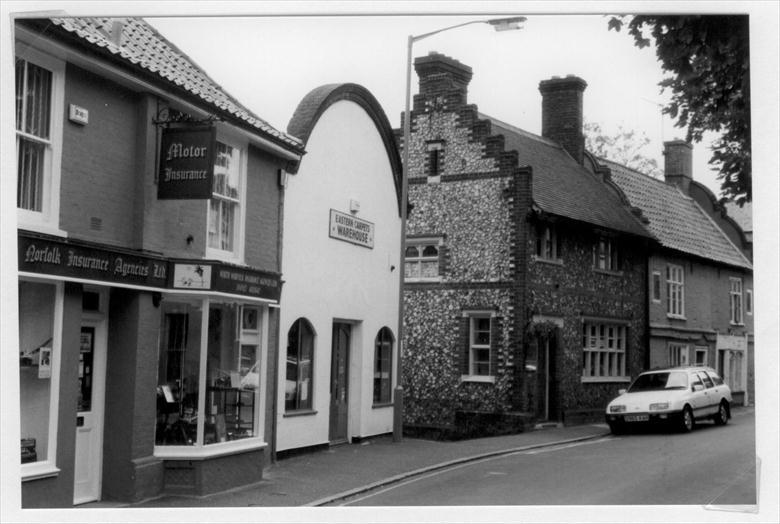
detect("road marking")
(339, 437), (614, 506)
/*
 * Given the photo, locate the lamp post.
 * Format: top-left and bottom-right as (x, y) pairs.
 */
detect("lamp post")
(393, 16), (526, 442)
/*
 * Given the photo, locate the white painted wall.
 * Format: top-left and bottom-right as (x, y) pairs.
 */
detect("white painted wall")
(276, 99), (401, 452)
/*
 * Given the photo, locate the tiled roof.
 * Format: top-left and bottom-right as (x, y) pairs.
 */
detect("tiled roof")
(725, 202), (753, 234)
(40, 17), (303, 152)
(604, 159), (752, 270)
(483, 114), (651, 239)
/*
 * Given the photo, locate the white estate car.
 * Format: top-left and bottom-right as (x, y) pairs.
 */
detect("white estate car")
(605, 366), (732, 434)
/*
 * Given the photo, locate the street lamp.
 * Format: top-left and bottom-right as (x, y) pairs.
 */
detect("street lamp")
(393, 16), (526, 442)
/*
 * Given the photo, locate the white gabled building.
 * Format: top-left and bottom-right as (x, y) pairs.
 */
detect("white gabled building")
(276, 84), (402, 453)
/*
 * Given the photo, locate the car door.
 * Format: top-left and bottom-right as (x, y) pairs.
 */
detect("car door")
(696, 371), (718, 415)
(705, 370), (730, 409)
(687, 372), (708, 418)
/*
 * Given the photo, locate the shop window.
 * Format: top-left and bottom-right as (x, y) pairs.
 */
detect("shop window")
(15, 49), (64, 234)
(207, 140), (243, 259)
(666, 264), (685, 318)
(155, 300), (261, 448)
(535, 223), (561, 262)
(581, 321), (628, 381)
(373, 327), (394, 404)
(729, 277), (743, 325)
(19, 280), (62, 475)
(404, 238), (442, 280)
(594, 236), (619, 271)
(285, 318), (315, 411)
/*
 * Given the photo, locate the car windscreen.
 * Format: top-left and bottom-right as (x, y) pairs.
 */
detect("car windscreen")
(628, 371), (688, 392)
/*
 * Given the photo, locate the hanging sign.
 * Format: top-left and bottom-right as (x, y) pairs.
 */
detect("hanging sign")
(158, 126), (216, 199)
(329, 209), (374, 248)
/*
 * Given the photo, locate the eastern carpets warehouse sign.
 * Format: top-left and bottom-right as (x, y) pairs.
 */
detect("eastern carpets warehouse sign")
(158, 126), (216, 199)
(329, 209), (374, 249)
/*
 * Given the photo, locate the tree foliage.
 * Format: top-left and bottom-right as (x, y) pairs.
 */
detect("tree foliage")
(609, 15), (751, 205)
(584, 122), (662, 178)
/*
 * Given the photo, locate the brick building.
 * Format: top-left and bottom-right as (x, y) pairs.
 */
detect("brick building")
(13, 17), (304, 505)
(401, 53), (653, 435)
(604, 142), (754, 405)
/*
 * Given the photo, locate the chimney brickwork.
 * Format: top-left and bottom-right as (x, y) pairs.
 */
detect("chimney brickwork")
(538, 75), (587, 164)
(413, 52), (473, 112)
(663, 140), (694, 194)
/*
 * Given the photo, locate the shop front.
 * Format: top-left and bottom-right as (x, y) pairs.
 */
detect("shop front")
(17, 230), (281, 505)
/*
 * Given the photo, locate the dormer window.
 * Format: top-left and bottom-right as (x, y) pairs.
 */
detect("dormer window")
(594, 236), (619, 272)
(535, 223), (561, 262)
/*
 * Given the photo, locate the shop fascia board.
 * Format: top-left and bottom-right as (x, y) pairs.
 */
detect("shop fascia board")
(14, 26), (303, 163)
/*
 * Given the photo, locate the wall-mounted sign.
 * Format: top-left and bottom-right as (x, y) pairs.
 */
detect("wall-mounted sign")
(68, 104), (89, 125)
(172, 263), (212, 289)
(19, 232), (282, 302)
(18, 232), (169, 288)
(329, 209), (374, 249)
(158, 126), (216, 199)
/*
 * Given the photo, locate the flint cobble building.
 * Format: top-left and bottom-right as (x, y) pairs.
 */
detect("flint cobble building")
(401, 53), (653, 435)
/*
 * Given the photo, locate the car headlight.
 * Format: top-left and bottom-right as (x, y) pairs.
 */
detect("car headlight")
(649, 402), (670, 411)
(609, 405), (626, 413)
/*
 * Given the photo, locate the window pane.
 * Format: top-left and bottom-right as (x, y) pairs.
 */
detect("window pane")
(422, 245), (438, 257)
(404, 246), (419, 258)
(404, 261), (420, 279)
(19, 281), (56, 464)
(17, 137), (45, 211)
(286, 319), (313, 411)
(156, 302), (202, 446)
(22, 61), (52, 139)
(204, 304), (257, 444)
(373, 328), (393, 403)
(420, 261), (438, 278)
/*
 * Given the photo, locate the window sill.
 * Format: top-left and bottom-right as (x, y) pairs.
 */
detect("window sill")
(729, 322), (745, 327)
(17, 220), (68, 239)
(283, 409), (318, 418)
(372, 402), (394, 409)
(21, 462), (60, 482)
(651, 299), (661, 304)
(460, 375), (496, 383)
(581, 376), (631, 383)
(405, 277), (442, 284)
(667, 314), (687, 320)
(532, 256), (563, 266)
(154, 438), (267, 460)
(593, 268), (624, 277)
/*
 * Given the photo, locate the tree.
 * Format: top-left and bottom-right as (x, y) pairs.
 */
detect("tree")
(609, 15), (751, 205)
(584, 122), (663, 178)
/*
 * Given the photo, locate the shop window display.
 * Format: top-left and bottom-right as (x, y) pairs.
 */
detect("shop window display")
(18, 281), (58, 464)
(155, 299), (260, 447)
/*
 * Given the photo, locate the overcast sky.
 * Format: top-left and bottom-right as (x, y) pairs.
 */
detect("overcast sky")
(146, 11), (725, 191)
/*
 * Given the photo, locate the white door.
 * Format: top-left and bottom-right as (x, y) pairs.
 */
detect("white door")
(73, 320), (107, 505)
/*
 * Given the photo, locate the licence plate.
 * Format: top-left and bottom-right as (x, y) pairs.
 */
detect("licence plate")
(625, 414), (649, 422)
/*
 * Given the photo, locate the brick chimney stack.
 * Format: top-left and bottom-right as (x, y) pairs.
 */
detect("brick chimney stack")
(663, 140), (694, 194)
(414, 52), (473, 111)
(539, 75), (588, 164)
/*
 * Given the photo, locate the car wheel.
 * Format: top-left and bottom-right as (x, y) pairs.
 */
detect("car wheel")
(679, 406), (694, 433)
(714, 401), (730, 426)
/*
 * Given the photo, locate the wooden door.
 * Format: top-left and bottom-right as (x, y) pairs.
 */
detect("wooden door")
(329, 323), (350, 443)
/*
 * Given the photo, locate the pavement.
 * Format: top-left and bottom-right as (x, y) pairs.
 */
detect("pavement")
(104, 422), (611, 508)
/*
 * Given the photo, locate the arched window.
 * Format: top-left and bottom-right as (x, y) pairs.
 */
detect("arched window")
(285, 318), (315, 411)
(373, 327), (394, 404)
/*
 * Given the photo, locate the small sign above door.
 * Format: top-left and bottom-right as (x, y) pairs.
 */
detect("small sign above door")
(329, 209), (374, 249)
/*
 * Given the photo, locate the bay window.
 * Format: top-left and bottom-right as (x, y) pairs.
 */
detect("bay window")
(19, 280), (63, 477)
(155, 298), (263, 450)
